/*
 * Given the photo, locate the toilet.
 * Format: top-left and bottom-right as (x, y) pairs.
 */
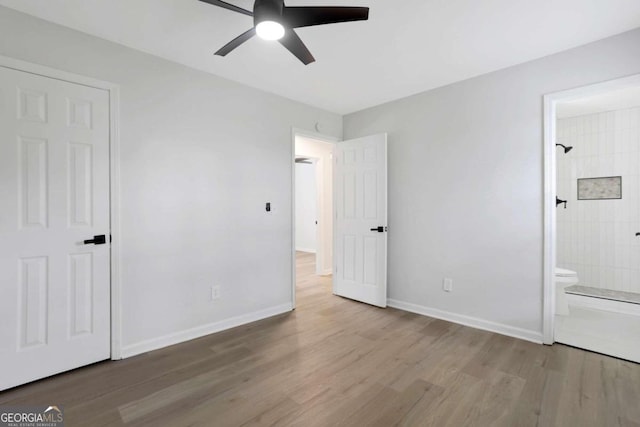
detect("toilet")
(555, 267), (579, 315)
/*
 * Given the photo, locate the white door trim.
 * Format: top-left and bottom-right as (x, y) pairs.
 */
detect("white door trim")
(291, 128), (339, 309)
(542, 73), (640, 345)
(0, 55), (123, 359)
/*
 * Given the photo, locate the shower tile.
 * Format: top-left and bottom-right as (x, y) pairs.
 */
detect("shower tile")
(557, 106), (640, 294)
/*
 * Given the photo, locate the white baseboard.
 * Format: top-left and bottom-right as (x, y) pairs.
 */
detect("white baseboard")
(387, 299), (543, 344)
(296, 247), (316, 254)
(120, 303), (293, 358)
(321, 268), (332, 276)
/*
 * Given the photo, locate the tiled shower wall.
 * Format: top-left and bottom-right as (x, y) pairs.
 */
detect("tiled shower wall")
(556, 107), (640, 293)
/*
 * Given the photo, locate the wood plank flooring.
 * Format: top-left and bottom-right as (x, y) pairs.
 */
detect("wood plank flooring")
(1, 251), (639, 426)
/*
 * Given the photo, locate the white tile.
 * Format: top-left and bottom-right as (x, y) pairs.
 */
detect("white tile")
(557, 107), (640, 294)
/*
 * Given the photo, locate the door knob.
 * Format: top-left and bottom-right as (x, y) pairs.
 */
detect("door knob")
(84, 235), (107, 245)
(370, 226), (386, 232)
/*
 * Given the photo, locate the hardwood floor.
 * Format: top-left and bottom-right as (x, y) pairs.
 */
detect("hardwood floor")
(1, 251), (639, 426)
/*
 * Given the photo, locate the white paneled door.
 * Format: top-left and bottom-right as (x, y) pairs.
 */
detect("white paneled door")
(334, 134), (387, 307)
(0, 66), (111, 390)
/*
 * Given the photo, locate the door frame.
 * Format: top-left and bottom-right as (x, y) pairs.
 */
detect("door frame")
(291, 128), (339, 309)
(0, 55), (123, 359)
(542, 73), (640, 344)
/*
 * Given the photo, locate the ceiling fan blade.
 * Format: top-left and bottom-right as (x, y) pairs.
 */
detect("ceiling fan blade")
(199, 0), (253, 17)
(282, 6), (369, 28)
(278, 29), (315, 65)
(215, 28), (256, 56)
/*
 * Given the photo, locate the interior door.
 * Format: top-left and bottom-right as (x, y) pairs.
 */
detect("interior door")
(334, 133), (387, 307)
(0, 66), (111, 390)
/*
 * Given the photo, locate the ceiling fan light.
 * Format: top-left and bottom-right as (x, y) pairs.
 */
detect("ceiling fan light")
(256, 20), (285, 41)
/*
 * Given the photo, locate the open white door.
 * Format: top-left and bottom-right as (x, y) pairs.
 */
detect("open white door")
(0, 66), (111, 390)
(334, 133), (387, 307)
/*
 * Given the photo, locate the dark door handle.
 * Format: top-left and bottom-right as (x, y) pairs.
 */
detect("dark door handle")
(370, 226), (386, 233)
(84, 235), (106, 245)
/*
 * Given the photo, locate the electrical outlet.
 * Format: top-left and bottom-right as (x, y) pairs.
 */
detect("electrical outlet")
(211, 285), (221, 301)
(443, 278), (453, 292)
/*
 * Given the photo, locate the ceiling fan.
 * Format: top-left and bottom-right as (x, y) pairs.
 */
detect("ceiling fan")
(199, 0), (369, 65)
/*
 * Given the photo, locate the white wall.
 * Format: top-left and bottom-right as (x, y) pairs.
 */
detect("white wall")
(344, 28), (640, 340)
(557, 107), (640, 293)
(295, 136), (334, 274)
(295, 162), (317, 253)
(0, 6), (342, 355)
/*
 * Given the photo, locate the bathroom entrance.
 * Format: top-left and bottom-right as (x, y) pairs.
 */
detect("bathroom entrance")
(544, 75), (640, 362)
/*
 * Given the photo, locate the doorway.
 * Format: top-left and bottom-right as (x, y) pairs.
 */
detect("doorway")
(543, 74), (640, 362)
(292, 131), (337, 307)
(291, 131), (389, 309)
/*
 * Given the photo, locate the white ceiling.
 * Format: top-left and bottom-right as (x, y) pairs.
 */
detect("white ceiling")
(557, 85), (640, 118)
(2, 0), (640, 114)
